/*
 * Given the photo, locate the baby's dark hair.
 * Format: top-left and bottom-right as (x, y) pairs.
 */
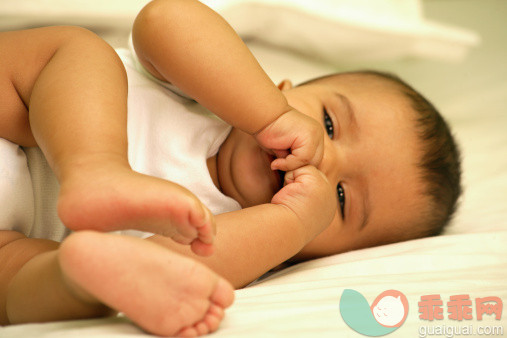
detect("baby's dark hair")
(300, 70), (462, 238)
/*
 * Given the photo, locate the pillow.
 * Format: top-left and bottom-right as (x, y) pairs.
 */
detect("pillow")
(201, 0), (480, 65)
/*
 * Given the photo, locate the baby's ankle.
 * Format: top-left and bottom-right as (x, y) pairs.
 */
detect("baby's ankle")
(56, 152), (131, 183)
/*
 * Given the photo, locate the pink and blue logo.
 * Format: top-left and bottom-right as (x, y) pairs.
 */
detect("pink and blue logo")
(340, 289), (409, 336)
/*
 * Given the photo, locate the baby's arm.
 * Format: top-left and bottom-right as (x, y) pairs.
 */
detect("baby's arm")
(133, 0), (324, 169)
(148, 166), (337, 288)
(133, 0), (286, 134)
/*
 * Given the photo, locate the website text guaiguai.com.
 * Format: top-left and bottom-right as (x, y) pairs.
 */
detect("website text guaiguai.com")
(419, 324), (504, 338)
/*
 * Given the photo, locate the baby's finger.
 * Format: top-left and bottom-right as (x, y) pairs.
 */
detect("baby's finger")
(281, 165), (327, 188)
(191, 241), (214, 257)
(298, 139), (324, 168)
(283, 170), (295, 186)
(289, 165), (330, 184)
(310, 142), (325, 168)
(270, 149), (291, 170)
(272, 153), (311, 172)
(273, 149), (290, 159)
(294, 127), (325, 168)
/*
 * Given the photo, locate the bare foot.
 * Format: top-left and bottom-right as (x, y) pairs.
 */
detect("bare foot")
(58, 231), (235, 337)
(57, 163), (215, 256)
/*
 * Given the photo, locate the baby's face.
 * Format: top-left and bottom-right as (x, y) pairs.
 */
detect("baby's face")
(215, 73), (425, 258)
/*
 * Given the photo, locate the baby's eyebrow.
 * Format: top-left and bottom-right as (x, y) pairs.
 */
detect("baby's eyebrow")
(335, 93), (358, 132)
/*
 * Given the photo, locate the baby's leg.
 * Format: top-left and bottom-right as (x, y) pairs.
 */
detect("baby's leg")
(0, 27), (213, 255)
(2, 230), (234, 336)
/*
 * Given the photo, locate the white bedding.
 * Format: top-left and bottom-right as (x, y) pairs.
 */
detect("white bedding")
(1, 0), (506, 337)
(3, 231), (505, 337)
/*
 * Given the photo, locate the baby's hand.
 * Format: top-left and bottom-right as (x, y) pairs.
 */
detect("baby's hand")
(272, 165), (337, 241)
(254, 109), (324, 172)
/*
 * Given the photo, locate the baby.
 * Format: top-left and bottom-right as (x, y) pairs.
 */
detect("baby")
(0, 0), (461, 337)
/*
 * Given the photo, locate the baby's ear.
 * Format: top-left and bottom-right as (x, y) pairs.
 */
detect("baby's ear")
(277, 79), (293, 91)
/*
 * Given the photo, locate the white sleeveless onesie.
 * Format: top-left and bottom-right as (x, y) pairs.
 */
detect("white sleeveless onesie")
(0, 48), (241, 241)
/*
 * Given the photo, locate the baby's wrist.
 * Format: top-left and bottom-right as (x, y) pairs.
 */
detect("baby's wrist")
(270, 202), (314, 245)
(251, 104), (293, 136)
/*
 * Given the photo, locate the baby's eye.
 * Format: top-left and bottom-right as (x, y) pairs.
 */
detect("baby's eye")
(323, 108), (334, 139)
(337, 183), (345, 218)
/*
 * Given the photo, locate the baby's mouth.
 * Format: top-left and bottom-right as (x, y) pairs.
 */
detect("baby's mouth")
(265, 152), (285, 192)
(276, 170), (285, 191)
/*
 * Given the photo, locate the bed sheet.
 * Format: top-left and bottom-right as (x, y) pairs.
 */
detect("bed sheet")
(1, 0), (506, 337)
(2, 230), (505, 338)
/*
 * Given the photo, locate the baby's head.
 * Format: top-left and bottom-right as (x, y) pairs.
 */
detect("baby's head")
(214, 69), (461, 260)
(282, 70), (462, 260)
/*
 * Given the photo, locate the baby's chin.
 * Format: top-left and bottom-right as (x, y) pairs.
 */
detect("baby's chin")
(236, 170), (286, 208)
